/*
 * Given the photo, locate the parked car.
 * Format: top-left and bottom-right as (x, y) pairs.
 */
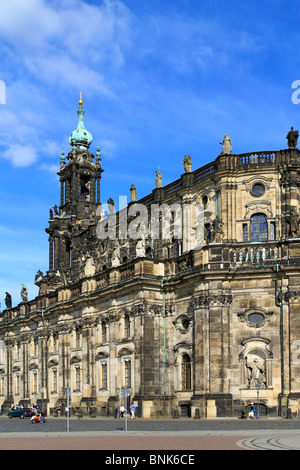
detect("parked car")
(8, 408), (34, 419)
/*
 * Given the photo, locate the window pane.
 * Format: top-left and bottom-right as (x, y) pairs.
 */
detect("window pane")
(252, 183), (265, 196)
(181, 355), (191, 390)
(250, 214), (268, 241)
(243, 224), (248, 242)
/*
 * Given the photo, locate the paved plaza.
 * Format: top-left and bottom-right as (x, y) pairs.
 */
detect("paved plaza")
(0, 417), (300, 451)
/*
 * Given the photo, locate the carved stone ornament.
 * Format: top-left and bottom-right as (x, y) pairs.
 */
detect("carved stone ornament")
(173, 314), (193, 333)
(284, 291), (300, 302)
(131, 301), (147, 315)
(190, 293), (232, 308)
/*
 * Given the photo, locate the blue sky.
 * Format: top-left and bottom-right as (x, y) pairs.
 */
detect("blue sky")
(0, 0), (300, 306)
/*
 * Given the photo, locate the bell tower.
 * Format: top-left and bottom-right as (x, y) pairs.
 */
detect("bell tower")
(45, 96), (103, 278)
(59, 94), (103, 218)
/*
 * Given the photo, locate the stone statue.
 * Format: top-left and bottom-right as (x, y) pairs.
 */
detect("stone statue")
(286, 126), (299, 148)
(183, 154), (192, 173)
(107, 198), (115, 214)
(219, 134), (232, 154)
(136, 238), (146, 258)
(205, 224), (212, 245)
(21, 284), (28, 302)
(84, 255), (95, 277)
(35, 270), (43, 282)
(246, 355), (267, 388)
(111, 240), (120, 267)
(155, 170), (162, 188)
(289, 208), (300, 238)
(130, 184), (137, 203)
(211, 216), (224, 243)
(89, 210), (96, 223)
(4, 292), (12, 309)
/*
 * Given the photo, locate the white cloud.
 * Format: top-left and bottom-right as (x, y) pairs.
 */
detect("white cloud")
(0, 0), (132, 89)
(24, 53), (114, 97)
(0, 0), (133, 168)
(2, 144), (39, 167)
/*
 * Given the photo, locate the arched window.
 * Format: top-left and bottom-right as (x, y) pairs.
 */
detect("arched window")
(181, 354), (191, 390)
(250, 213), (268, 242)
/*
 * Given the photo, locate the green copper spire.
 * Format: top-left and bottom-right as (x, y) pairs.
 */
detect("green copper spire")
(69, 93), (93, 150)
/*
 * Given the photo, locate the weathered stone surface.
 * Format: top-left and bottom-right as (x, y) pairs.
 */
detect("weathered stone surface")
(1, 117), (300, 419)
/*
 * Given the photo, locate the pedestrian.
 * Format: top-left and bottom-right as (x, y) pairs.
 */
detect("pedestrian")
(120, 404), (125, 418)
(248, 402), (255, 419)
(130, 402), (136, 419)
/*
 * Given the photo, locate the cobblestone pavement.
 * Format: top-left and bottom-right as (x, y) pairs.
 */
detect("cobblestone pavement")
(0, 417), (299, 451)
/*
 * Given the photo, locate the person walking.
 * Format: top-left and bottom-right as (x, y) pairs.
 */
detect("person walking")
(248, 402), (255, 419)
(130, 402), (136, 419)
(120, 404), (125, 418)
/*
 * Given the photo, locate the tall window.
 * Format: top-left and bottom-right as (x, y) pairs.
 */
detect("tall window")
(181, 354), (191, 390)
(53, 369), (57, 393)
(33, 371), (37, 394)
(250, 213), (268, 242)
(125, 360), (131, 388)
(75, 366), (81, 391)
(102, 363), (108, 389)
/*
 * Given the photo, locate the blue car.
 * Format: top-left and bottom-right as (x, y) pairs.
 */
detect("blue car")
(8, 408), (33, 419)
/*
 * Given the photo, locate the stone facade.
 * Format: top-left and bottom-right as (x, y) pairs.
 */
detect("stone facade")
(1, 103), (300, 418)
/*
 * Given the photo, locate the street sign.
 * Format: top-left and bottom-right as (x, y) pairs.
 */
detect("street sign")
(65, 387), (70, 396)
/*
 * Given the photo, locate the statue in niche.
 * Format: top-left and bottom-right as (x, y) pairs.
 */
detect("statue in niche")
(20, 284), (28, 302)
(155, 169), (162, 188)
(183, 154), (192, 173)
(85, 180), (91, 201)
(211, 216), (224, 243)
(205, 224), (212, 245)
(246, 355), (267, 388)
(219, 134), (232, 154)
(289, 208), (300, 238)
(130, 184), (137, 203)
(286, 126), (299, 148)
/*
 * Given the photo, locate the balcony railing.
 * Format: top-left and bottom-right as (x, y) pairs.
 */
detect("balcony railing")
(239, 151), (277, 166)
(231, 243), (280, 265)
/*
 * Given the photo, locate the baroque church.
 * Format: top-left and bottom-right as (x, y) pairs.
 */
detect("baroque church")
(1, 97), (300, 419)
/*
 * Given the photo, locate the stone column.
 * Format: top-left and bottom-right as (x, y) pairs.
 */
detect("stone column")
(5, 339), (13, 403)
